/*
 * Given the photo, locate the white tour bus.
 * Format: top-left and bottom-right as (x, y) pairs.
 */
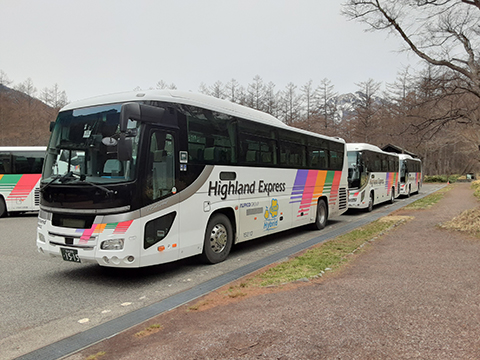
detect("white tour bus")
(0, 146), (46, 217)
(398, 154), (422, 196)
(37, 90), (348, 268)
(347, 143), (399, 211)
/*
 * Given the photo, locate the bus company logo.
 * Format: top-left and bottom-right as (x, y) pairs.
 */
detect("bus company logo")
(371, 178), (385, 186)
(264, 198), (279, 231)
(208, 180), (286, 200)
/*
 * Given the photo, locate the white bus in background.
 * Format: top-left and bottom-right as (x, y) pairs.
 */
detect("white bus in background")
(0, 146), (46, 217)
(37, 90), (349, 268)
(347, 143), (399, 212)
(399, 154), (422, 197)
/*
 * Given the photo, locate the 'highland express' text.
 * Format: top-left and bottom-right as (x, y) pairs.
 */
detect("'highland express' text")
(208, 180), (286, 200)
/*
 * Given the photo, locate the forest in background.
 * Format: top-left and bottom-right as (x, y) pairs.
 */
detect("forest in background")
(1, 1), (479, 176)
(0, 68), (478, 176)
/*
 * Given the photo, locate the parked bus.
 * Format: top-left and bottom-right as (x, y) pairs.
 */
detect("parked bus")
(398, 154), (422, 196)
(347, 143), (399, 211)
(0, 146), (46, 217)
(37, 90), (348, 268)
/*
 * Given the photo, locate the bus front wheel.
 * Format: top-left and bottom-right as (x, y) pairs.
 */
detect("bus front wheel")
(0, 198), (6, 218)
(201, 214), (233, 264)
(312, 199), (328, 230)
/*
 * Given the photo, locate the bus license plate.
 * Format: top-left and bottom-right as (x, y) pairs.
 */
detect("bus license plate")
(61, 248), (81, 263)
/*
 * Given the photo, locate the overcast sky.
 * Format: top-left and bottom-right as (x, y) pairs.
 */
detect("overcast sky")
(1, 0), (420, 103)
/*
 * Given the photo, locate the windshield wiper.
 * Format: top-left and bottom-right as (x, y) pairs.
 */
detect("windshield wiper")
(40, 171), (117, 197)
(40, 171), (78, 192)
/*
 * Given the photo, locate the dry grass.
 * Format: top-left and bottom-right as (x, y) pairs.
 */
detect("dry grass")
(440, 207), (480, 238)
(439, 181), (480, 238)
(134, 324), (163, 338)
(86, 352), (106, 360)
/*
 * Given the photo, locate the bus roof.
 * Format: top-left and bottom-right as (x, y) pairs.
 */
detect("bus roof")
(346, 143), (397, 156)
(0, 146), (47, 152)
(62, 90), (345, 144)
(398, 154), (421, 161)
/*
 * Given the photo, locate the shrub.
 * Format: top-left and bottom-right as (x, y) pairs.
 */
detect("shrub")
(423, 174), (459, 183)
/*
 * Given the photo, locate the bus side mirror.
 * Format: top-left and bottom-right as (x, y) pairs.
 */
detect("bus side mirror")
(117, 102), (167, 161)
(118, 134), (132, 161)
(119, 102), (166, 132)
(49, 121), (55, 132)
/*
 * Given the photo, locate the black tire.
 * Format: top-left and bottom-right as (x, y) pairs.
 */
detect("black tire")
(201, 214), (233, 264)
(389, 188), (395, 204)
(312, 199), (328, 230)
(415, 182), (421, 195)
(0, 198), (6, 218)
(366, 193), (374, 212)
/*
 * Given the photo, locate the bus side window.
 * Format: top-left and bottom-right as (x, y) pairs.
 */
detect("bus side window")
(146, 131), (175, 201)
(0, 153), (11, 174)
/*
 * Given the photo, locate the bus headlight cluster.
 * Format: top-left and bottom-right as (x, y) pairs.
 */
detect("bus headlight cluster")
(101, 238), (125, 250)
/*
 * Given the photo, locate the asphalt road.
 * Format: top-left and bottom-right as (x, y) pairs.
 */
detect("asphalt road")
(0, 184), (443, 360)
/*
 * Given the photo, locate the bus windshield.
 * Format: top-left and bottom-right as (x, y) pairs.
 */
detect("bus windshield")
(347, 151), (360, 188)
(400, 160), (407, 183)
(347, 151), (368, 189)
(43, 104), (140, 184)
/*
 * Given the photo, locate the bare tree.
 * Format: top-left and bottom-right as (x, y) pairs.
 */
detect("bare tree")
(0, 70), (12, 87)
(225, 78), (242, 103)
(300, 80), (315, 123)
(15, 78), (37, 99)
(279, 82), (302, 125)
(343, 1), (480, 119)
(198, 82), (210, 95)
(156, 80), (177, 90)
(315, 78), (337, 129)
(351, 79), (382, 143)
(210, 81), (226, 99)
(246, 75), (266, 111)
(40, 84), (68, 109)
(263, 82), (278, 117)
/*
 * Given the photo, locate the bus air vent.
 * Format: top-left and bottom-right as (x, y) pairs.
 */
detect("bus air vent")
(338, 188), (347, 210)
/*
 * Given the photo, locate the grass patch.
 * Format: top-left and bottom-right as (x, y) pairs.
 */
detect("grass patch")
(404, 186), (451, 210)
(86, 352), (106, 360)
(226, 285), (247, 298)
(440, 206), (480, 238)
(134, 324), (163, 338)
(188, 299), (212, 311)
(472, 180), (480, 200)
(254, 216), (411, 287)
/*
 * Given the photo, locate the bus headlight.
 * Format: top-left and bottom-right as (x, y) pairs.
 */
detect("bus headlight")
(38, 233), (46, 243)
(101, 239), (124, 250)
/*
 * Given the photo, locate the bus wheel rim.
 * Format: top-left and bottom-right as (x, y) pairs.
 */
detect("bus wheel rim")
(210, 224), (227, 253)
(318, 206), (326, 223)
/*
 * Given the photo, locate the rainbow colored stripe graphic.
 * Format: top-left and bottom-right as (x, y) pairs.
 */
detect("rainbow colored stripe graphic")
(77, 220), (133, 243)
(0, 174), (41, 203)
(385, 172), (397, 195)
(289, 170), (341, 217)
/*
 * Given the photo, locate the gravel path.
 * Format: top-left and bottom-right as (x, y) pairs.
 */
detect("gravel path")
(68, 183), (480, 360)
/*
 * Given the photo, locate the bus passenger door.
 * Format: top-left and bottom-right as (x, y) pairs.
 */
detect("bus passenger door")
(140, 128), (180, 267)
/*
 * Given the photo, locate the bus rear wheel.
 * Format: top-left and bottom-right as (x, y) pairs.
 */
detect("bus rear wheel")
(0, 198), (6, 218)
(390, 188), (395, 204)
(312, 199), (327, 230)
(366, 193), (374, 212)
(201, 214), (233, 264)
